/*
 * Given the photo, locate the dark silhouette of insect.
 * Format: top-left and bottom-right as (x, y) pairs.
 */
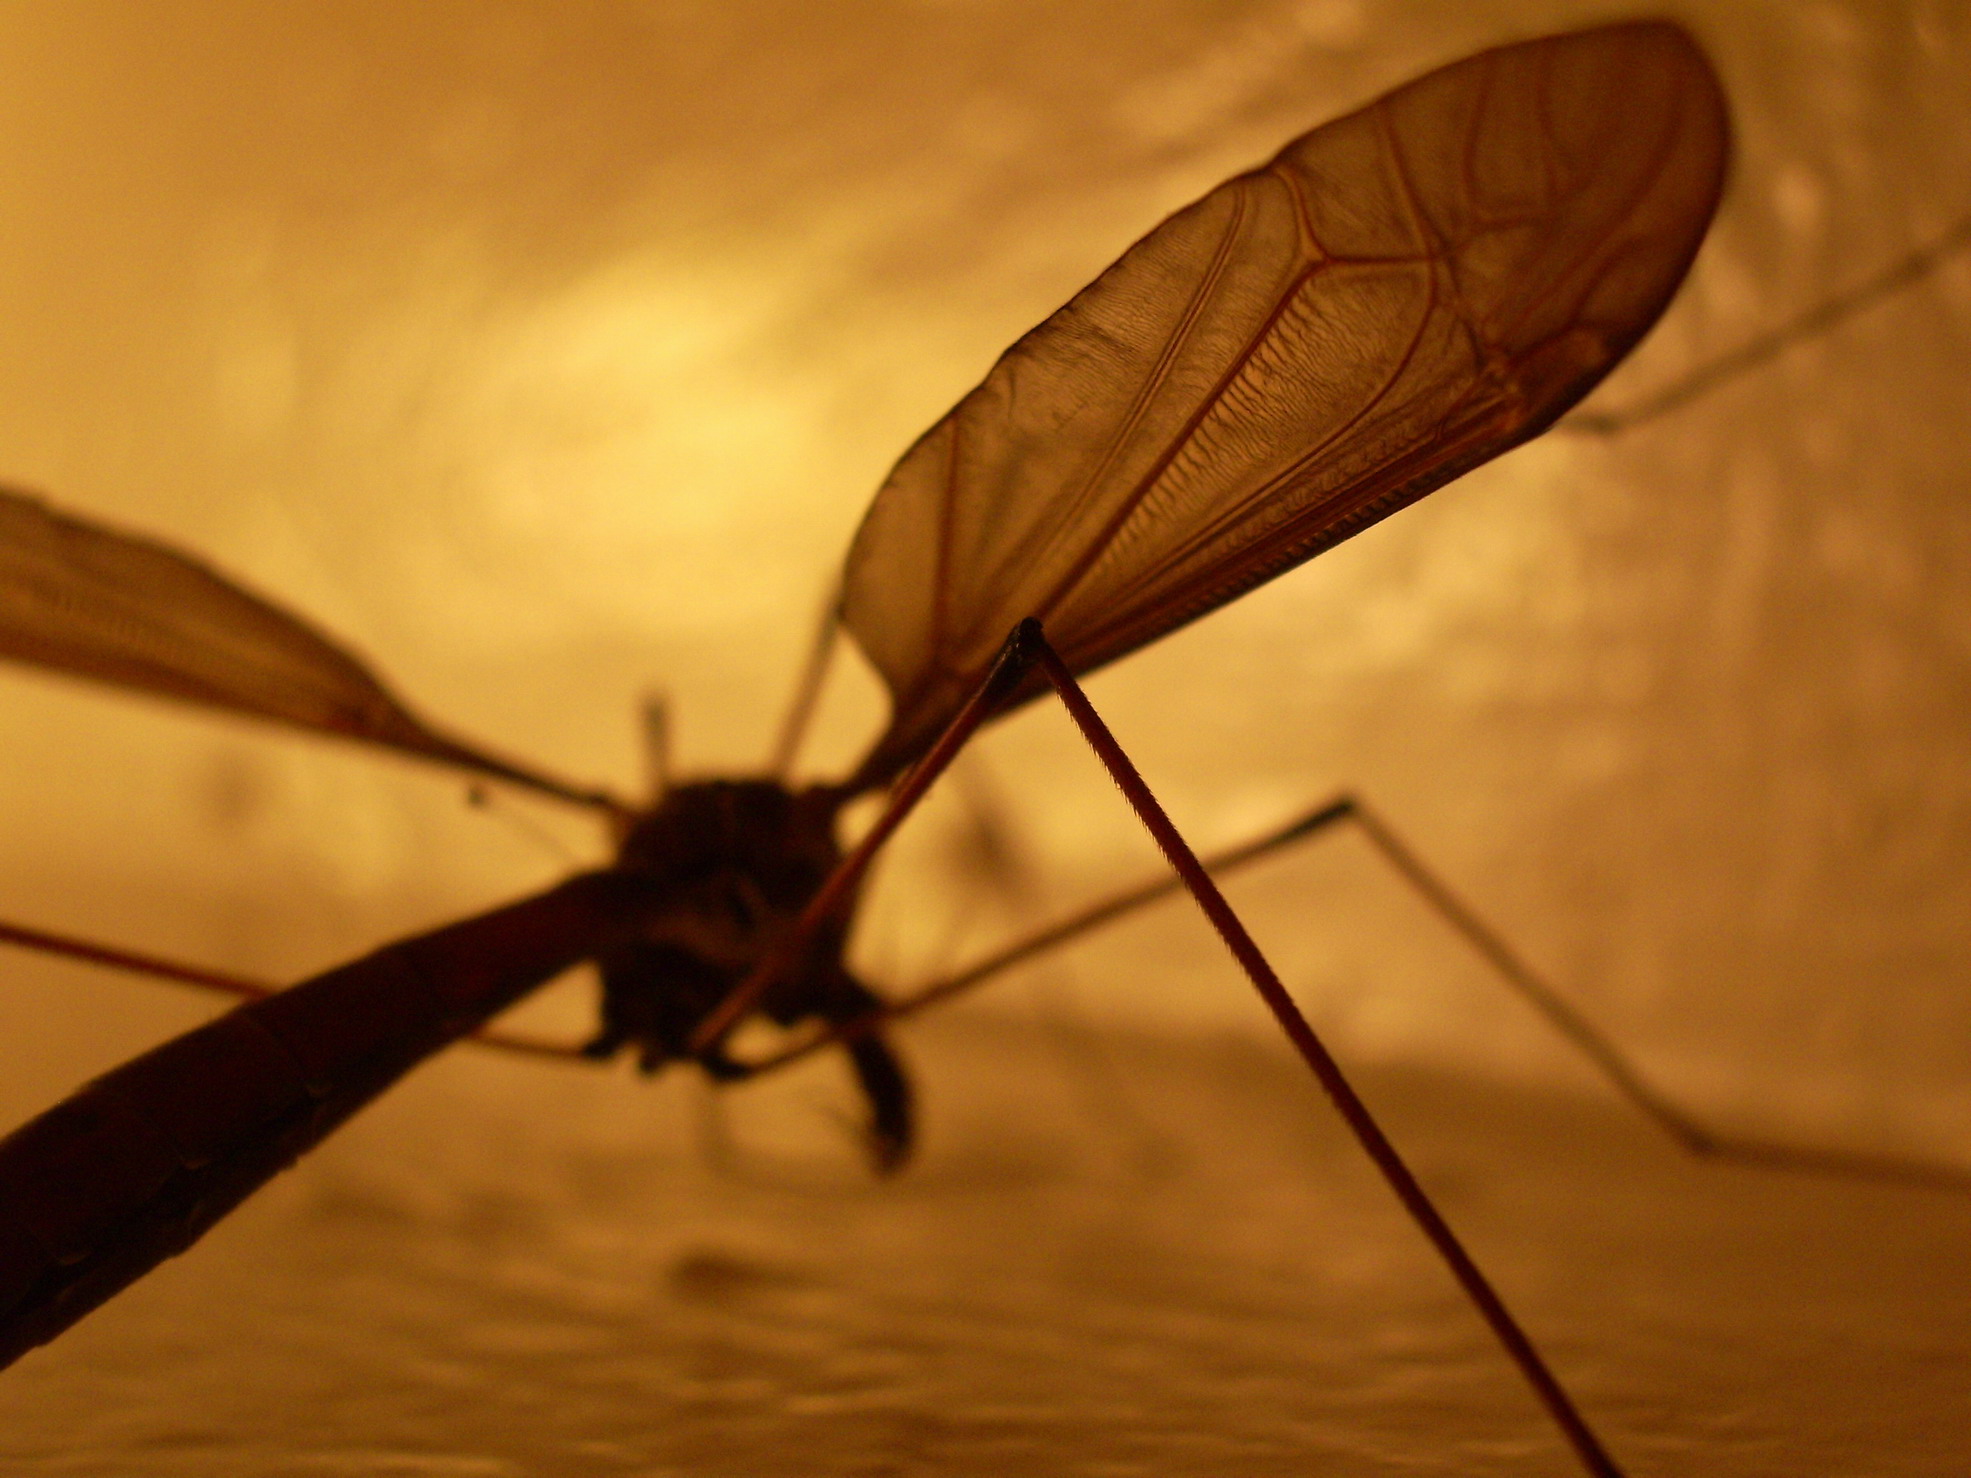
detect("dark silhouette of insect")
(5, 20), (1909, 1475)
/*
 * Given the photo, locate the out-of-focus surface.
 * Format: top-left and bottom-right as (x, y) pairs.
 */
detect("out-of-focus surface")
(4, 1017), (1970, 1476)
(0, 0), (1967, 1470)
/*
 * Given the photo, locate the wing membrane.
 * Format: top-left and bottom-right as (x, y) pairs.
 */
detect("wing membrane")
(0, 486), (616, 808)
(840, 22), (1729, 786)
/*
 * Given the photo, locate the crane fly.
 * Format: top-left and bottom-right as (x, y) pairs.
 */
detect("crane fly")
(0, 22), (1737, 1475)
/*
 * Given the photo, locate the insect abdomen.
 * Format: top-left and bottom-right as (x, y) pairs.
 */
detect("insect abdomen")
(0, 870), (659, 1370)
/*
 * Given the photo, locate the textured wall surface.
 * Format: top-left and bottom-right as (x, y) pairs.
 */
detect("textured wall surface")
(0, 4), (1967, 1468)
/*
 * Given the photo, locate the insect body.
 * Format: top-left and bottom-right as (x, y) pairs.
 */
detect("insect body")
(589, 778), (912, 1167)
(0, 22), (1730, 1475)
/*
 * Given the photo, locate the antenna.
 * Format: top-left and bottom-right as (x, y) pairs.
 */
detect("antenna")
(768, 585), (841, 780)
(640, 691), (672, 801)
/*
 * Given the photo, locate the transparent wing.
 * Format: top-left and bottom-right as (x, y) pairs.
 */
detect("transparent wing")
(0, 486), (618, 808)
(839, 22), (1729, 787)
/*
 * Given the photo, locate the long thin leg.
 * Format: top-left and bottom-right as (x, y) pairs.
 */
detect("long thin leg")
(1564, 207), (1971, 435)
(751, 791), (1971, 1192)
(1019, 622), (1625, 1478)
(0, 918), (587, 1062)
(743, 798), (1355, 1072)
(703, 620), (1624, 1471)
(1344, 800), (1971, 1191)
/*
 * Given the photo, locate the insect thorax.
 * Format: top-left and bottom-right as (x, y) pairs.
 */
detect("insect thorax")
(589, 778), (853, 1072)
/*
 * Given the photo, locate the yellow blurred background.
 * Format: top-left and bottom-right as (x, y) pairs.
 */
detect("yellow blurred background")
(0, 0), (1967, 1168)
